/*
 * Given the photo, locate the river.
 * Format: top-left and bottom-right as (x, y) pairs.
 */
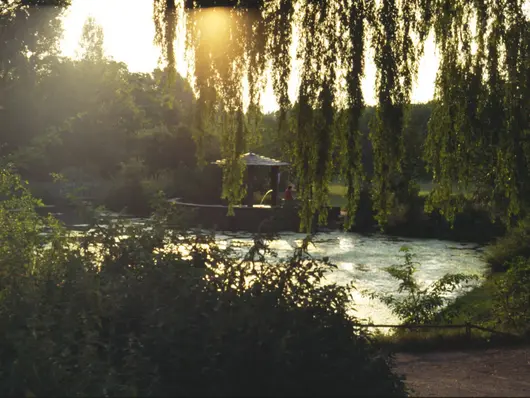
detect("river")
(212, 230), (487, 325)
(62, 211), (487, 325)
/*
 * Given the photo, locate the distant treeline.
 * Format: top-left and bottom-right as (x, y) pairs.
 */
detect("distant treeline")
(1, 16), (226, 211)
(256, 103), (434, 181)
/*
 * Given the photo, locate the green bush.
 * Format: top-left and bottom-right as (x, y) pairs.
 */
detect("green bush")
(367, 246), (479, 325)
(437, 275), (499, 328)
(105, 158), (170, 215)
(486, 217), (530, 272)
(493, 257), (530, 334)
(0, 169), (407, 397)
(172, 163), (223, 204)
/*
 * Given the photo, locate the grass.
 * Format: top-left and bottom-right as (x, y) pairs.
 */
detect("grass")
(327, 181), (434, 208)
(374, 315), (529, 353)
(417, 181), (474, 198)
(374, 327), (522, 353)
(259, 181), (467, 209)
(418, 181), (434, 197)
(328, 183), (348, 208)
(438, 275), (500, 326)
(485, 220), (530, 272)
(329, 181), (476, 208)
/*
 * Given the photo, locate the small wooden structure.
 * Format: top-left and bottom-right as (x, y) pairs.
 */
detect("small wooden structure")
(212, 152), (289, 207)
(167, 152), (341, 233)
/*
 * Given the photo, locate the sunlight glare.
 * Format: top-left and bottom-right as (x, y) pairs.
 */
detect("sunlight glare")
(60, 0), (441, 112)
(191, 7), (232, 47)
(61, 0), (161, 73)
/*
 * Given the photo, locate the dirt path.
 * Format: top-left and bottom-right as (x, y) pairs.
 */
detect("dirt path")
(395, 346), (530, 397)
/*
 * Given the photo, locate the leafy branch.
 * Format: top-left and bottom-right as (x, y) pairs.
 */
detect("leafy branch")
(366, 246), (479, 325)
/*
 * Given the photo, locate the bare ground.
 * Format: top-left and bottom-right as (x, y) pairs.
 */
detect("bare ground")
(395, 346), (530, 397)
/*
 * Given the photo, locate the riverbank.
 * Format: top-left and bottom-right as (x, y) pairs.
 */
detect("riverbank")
(36, 192), (505, 246)
(369, 276), (513, 353)
(329, 182), (506, 244)
(375, 221), (530, 353)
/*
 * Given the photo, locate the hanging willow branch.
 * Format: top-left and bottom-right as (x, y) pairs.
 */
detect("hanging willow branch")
(292, 0), (338, 231)
(153, 0), (530, 232)
(424, 0), (530, 226)
(338, 0), (367, 230)
(153, 0), (178, 83)
(370, 0), (421, 228)
(263, 0), (293, 132)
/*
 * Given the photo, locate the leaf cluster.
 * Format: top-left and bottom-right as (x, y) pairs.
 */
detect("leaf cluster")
(368, 246), (479, 325)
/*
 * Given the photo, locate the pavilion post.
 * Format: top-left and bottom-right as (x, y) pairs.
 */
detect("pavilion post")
(245, 167), (254, 207)
(270, 166), (280, 207)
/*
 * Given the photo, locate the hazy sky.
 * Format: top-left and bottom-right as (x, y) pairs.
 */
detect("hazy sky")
(60, 0), (440, 113)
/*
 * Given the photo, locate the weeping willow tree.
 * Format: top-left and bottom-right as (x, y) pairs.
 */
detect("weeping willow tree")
(424, 0), (530, 226)
(153, 0), (530, 232)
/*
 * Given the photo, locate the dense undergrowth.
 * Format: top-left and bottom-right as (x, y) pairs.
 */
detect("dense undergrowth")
(371, 225), (530, 351)
(486, 218), (530, 273)
(0, 169), (407, 397)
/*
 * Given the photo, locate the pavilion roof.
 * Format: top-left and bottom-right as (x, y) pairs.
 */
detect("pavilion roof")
(213, 152), (289, 167)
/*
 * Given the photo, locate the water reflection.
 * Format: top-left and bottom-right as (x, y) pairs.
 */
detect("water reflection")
(64, 223), (486, 325)
(213, 231), (486, 324)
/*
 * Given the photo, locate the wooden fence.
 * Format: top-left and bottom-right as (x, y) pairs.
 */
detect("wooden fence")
(357, 322), (516, 339)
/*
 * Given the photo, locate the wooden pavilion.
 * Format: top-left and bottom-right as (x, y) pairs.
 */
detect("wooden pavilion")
(212, 152), (290, 207)
(168, 152), (341, 232)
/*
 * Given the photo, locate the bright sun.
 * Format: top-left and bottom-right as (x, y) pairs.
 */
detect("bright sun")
(61, 0), (162, 74)
(60, 0), (439, 113)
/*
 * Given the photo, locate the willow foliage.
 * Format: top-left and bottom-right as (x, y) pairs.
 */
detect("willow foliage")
(153, 0), (530, 232)
(425, 0), (530, 226)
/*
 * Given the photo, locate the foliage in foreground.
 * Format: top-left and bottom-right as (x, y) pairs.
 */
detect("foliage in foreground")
(368, 246), (479, 325)
(486, 217), (530, 272)
(0, 169), (406, 397)
(493, 257), (530, 335)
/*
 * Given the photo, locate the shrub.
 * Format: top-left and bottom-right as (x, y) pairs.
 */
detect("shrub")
(493, 257), (530, 334)
(172, 163), (223, 204)
(368, 246), (479, 325)
(105, 158), (156, 215)
(0, 169), (407, 397)
(486, 217), (530, 272)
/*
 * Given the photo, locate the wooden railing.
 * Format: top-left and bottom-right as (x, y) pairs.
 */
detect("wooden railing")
(357, 322), (516, 339)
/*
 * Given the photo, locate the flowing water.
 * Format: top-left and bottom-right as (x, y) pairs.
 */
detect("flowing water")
(60, 209), (487, 325)
(212, 231), (487, 325)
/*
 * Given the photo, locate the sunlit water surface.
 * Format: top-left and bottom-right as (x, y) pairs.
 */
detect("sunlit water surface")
(211, 231), (487, 325)
(65, 216), (486, 325)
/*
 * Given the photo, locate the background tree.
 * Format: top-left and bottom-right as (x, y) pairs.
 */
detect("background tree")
(152, 0), (529, 231)
(76, 16), (104, 61)
(1, 7), (219, 212)
(0, 0), (71, 152)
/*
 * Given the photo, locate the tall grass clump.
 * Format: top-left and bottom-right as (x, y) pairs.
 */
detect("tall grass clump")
(0, 168), (407, 397)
